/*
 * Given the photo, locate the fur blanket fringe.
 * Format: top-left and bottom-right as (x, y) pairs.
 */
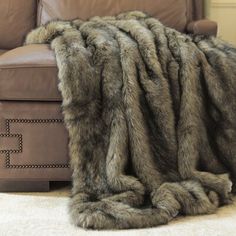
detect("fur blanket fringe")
(25, 11), (236, 229)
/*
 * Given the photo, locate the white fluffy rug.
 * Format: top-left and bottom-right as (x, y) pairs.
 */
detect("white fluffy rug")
(0, 182), (236, 236)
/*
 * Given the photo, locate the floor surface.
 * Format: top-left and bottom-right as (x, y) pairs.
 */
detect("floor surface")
(0, 182), (236, 236)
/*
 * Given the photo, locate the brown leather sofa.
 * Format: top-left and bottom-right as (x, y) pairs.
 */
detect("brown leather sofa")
(0, 0), (217, 191)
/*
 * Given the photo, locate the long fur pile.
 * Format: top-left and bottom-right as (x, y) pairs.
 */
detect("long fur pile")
(25, 11), (236, 229)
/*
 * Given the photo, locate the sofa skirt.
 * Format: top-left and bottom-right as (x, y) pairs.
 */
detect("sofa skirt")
(0, 101), (71, 189)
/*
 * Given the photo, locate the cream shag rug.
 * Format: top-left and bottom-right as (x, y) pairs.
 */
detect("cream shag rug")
(0, 182), (235, 236)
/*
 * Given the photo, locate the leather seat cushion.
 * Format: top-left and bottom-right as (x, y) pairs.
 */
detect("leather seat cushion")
(38, 0), (188, 32)
(0, 44), (61, 101)
(0, 0), (37, 49)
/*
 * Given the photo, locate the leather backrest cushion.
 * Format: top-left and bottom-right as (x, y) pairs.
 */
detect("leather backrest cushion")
(38, 0), (188, 32)
(0, 0), (37, 49)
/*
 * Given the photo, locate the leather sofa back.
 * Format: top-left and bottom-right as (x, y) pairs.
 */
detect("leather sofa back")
(0, 0), (204, 50)
(37, 0), (191, 32)
(0, 0), (37, 50)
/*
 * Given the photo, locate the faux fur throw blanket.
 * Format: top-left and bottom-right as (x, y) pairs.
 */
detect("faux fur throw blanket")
(25, 11), (236, 230)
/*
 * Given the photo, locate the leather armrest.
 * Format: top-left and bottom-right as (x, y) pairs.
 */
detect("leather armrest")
(186, 20), (218, 36)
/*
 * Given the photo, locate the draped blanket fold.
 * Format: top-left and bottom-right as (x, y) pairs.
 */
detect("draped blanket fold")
(25, 11), (236, 230)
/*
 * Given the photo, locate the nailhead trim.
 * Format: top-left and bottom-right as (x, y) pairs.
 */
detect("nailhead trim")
(5, 152), (10, 167)
(0, 133), (22, 154)
(0, 119), (70, 169)
(7, 164), (69, 169)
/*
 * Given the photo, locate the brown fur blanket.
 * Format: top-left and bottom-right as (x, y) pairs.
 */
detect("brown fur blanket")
(25, 11), (236, 230)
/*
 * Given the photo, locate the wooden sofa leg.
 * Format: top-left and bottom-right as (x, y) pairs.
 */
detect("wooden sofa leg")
(0, 181), (50, 192)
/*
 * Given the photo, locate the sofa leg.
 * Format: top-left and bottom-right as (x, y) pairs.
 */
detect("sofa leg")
(0, 181), (50, 192)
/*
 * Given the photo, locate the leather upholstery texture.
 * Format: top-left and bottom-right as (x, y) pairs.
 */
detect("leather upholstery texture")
(187, 20), (218, 36)
(0, 101), (71, 180)
(0, 44), (61, 101)
(37, 0), (189, 32)
(0, 0), (37, 49)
